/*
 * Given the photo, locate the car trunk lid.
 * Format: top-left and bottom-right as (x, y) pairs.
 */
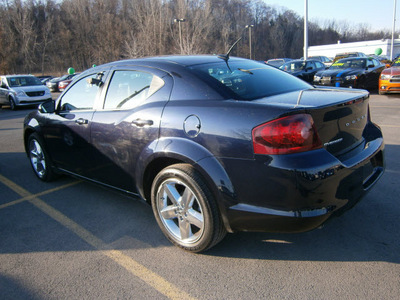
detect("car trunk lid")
(256, 87), (370, 156)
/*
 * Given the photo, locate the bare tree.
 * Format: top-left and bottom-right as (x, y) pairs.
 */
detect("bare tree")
(0, 0), (394, 74)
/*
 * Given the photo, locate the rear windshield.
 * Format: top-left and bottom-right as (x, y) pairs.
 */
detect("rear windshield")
(189, 60), (311, 100)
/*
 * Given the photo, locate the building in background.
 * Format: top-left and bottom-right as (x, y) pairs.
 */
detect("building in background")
(308, 39), (400, 59)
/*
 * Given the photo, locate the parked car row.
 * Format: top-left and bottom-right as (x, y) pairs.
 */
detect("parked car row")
(0, 75), (52, 110)
(46, 74), (78, 92)
(0, 72), (81, 110)
(267, 56), (333, 68)
(267, 51), (399, 93)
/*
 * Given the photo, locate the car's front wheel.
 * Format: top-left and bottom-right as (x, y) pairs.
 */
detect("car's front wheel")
(9, 97), (17, 110)
(28, 133), (57, 181)
(151, 164), (226, 252)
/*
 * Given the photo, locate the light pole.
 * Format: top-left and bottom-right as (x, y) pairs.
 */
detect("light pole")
(391, 0), (397, 61)
(304, 0), (308, 60)
(245, 25), (254, 59)
(174, 18), (186, 54)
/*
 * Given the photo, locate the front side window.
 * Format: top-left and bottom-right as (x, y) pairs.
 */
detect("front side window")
(306, 62), (315, 70)
(59, 74), (99, 111)
(372, 59), (380, 67)
(104, 70), (164, 110)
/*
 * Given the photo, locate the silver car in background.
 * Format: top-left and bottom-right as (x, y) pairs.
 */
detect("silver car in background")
(0, 75), (52, 110)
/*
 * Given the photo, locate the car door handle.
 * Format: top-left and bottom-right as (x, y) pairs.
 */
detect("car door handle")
(132, 119), (154, 127)
(75, 118), (89, 125)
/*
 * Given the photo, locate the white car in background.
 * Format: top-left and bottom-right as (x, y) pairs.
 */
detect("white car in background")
(0, 75), (52, 110)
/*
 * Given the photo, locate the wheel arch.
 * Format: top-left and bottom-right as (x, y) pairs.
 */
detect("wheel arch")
(8, 94), (17, 110)
(137, 137), (237, 233)
(23, 118), (41, 156)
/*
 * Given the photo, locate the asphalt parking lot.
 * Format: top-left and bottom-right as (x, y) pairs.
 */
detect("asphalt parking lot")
(0, 93), (399, 299)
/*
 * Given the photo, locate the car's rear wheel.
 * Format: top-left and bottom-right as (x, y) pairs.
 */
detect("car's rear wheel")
(151, 164), (226, 252)
(28, 133), (56, 181)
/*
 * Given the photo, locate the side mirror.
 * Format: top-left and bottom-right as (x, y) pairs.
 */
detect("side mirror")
(38, 99), (55, 113)
(367, 64), (374, 69)
(87, 77), (103, 86)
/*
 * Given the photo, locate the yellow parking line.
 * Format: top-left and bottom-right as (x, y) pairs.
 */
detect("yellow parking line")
(370, 106), (400, 108)
(379, 124), (400, 128)
(0, 174), (196, 300)
(0, 178), (81, 209)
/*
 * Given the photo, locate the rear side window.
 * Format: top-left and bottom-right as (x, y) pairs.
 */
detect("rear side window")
(189, 61), (311, 100)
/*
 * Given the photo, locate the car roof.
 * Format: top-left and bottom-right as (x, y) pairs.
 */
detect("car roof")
(338, 57), (367, 61)
(283, 59), (320, 63)
(4, 74), (35, 77)
(99, 55), (247, 68)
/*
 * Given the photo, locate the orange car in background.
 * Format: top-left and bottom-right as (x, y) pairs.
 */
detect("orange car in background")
(379, 58), (400, 95)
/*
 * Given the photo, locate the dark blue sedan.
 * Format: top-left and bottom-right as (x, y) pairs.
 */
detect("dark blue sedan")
(23, 56), (385, 252)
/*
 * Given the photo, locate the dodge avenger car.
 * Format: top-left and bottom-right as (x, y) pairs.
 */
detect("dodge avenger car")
(24, 55), (385, 252)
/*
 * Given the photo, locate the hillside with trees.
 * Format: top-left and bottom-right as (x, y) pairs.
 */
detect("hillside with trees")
(0, 0), (395, 74)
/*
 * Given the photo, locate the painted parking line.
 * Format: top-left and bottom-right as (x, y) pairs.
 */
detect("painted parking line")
(0, 178), (81, 210)
(0, 174), (196, 300)
(378, 124), (400, 128)
(370, 105), (400, 108)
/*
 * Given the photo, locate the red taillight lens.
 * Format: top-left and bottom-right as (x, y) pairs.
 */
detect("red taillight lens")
(252, 114), (322, 155)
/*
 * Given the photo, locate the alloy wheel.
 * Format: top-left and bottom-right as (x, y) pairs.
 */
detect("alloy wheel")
(29, 138), (47, 178)
(156, 179), (204, 244)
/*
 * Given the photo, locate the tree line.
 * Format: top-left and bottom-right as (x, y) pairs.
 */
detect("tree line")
(0, 0), (395, 75)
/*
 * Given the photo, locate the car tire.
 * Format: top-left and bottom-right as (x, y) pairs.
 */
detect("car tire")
(28, 133), (57, 182)
(9, 97), (17, 110)
(151, 163), (226, 252)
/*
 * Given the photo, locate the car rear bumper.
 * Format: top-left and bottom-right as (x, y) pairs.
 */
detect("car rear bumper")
(219, 125), (385, 233)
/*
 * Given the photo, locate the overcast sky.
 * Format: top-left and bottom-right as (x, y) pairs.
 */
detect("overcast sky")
(266, 0), (398, 32)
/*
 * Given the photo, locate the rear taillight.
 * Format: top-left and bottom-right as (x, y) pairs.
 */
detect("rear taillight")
(252, 114), (322, 155)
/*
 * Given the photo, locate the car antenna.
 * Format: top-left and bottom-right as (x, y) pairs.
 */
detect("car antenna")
(218, 37), (243, 62)
(218, 27), (248, 62)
